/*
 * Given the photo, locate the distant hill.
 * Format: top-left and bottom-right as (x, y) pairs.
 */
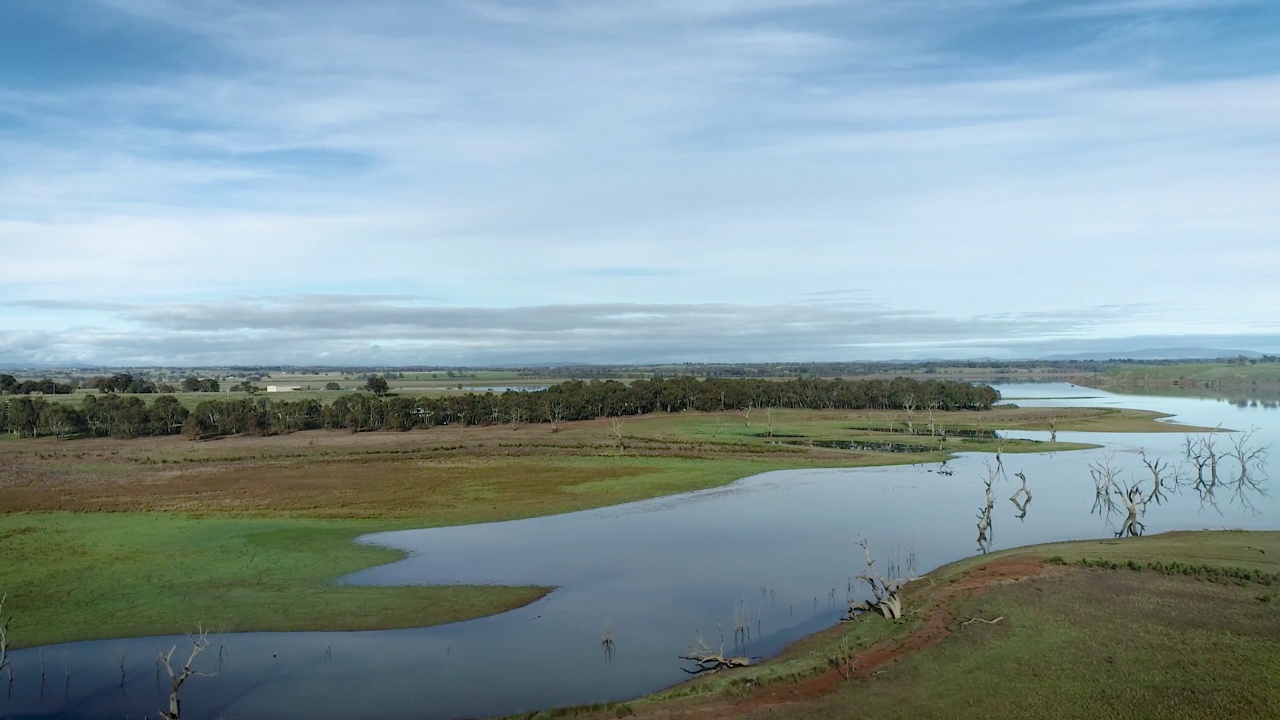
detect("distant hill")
(1040, 348), (1264, 362)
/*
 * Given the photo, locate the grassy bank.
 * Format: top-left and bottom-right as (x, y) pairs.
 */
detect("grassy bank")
(557, 531), (1280, 720)
(1078, 361), (1280, 393)
(0, 513), (549, 648)
(0, 406), (1194, 649)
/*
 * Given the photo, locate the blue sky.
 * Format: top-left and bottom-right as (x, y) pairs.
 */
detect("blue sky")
(2, 0), (1279, 365)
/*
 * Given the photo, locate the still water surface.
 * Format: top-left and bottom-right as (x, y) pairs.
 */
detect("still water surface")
(4, 384), (1276, 719)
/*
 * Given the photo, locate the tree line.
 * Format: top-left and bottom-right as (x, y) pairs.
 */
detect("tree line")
(0, 375), (75, 395)
(0, 376), (999, 440)
(0, 373), (221, 396)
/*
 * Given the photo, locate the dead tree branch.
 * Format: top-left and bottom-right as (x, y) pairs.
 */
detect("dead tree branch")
(976, 462), (997, 551)
(1227, 428), (1270, 512)
(678, 636), (750, 674)
(609, 417), (626, 453)
(543, 401), (564, 433)
(1139, 450), (1174, 506)
(157, 624), (217, 720)
(601, 616), (615, 662)
(1009, 470), (1032, 520)
(846, 538), (922, 622)
(0, 594), (10, 682)
(960, 615), (1005, 628)
(1089, 455), (1121, 518)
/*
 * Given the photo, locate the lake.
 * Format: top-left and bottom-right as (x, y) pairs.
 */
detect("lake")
(3, 383), (1275, 719)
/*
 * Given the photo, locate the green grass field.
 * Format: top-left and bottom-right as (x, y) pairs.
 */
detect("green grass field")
(1093, 362), (1280, 387)
(0, 406), (1202, 649)
(0, 454), (837, 648)
(0, 513), (549, 648)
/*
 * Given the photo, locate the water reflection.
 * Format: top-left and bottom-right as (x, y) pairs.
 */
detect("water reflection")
(1088, 429), (1268, 538)
(1009, 471), (1033, 521)
(1089, 383), (1280, 408)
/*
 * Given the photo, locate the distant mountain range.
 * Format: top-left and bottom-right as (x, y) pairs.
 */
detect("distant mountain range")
(1038, 348), (1266, 361)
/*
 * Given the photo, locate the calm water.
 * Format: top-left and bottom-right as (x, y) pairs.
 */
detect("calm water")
(3, 384), (1276, 720)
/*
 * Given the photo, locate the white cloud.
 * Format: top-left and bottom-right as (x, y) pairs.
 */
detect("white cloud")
(1, 0), (1278, 363)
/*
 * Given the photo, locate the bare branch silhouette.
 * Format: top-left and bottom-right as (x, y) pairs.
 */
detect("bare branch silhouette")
(157, 624), (217, 720)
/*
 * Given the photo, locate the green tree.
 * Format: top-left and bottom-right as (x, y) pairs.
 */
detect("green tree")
(364, 375), (390, 397)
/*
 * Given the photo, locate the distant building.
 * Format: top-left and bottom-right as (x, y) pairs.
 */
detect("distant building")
(266, 385), (301, 393)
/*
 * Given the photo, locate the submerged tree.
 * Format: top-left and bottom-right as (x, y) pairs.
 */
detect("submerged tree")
(157, 625), (217, 720)
(976, 462), (998, 552)
(1090, 455), (1149, 538)
(1010, 470), (1032, 521)
(1, 594), (11, 685)
(1090, 430), (1269, 538)
(1227, 429), (1270, 512)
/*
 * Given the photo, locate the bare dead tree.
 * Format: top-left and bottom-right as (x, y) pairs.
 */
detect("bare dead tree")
(157, 624), (217, 720)
(926, 403), (939, 437)
(977, 463), (997, 551)
(544, 401), (565, 433)
(117, 652), (127, 696)
(609, 417), (626, 453)
(739, 403), (754, 428)
(1139, 450), (1175, 506)
(601, 616), (615, 663)
(38, 648), (48, 699)
(715, 414), (724, 437)
(1089, 455), (1122, 519)
(1227, 429), (1270, 512)
(1184, 433), (1227, 512)
(845, 538), (922, 622)
(1009, 470), (1032, 520)
(678, 635), (750, 674)
(1176, 429), (1268, 513)
(1089, 455), (1148, 538)
(508, 406), (525, 430)
(1115, 482), (1147, 538)
(0, 594), (10, 686)
(732, 600), (746, 648)
(764, 406), (776, 437)
(902, 394), (916, 434)
(1205, 431), (1222, 487)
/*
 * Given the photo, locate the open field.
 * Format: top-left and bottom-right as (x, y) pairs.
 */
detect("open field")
(0, 406), (1204, 649)
(556, 530), (1280, 720)
(1079, 362), (1280, 391)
